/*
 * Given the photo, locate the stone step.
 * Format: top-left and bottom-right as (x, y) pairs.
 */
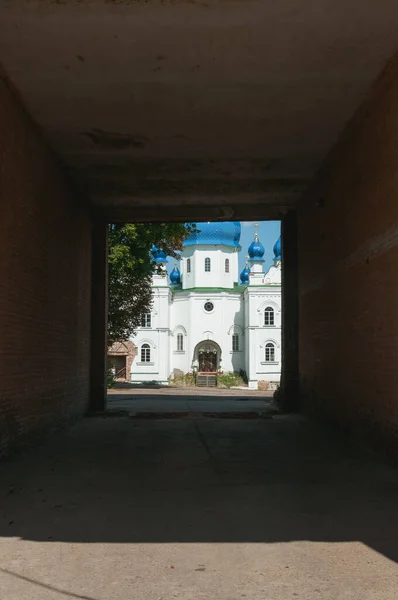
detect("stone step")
(197, 374), (217, 387)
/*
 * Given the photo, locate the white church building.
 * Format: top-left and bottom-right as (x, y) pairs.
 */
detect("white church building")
(131, 222), (282, 389)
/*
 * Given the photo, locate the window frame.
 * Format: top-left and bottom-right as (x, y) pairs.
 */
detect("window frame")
(265, 342), (275, 362)
(141, 344), (151, 362)
(177, 333), (184, 352)
(225, 258), (230, 273)
(204, 301), (214, 313)
(264, 307), (275, 327)
(204, 257), (211, 272)
(141, 313), (151, 328)
(187, 258), (191, 273)
(232, 333), (239, 352)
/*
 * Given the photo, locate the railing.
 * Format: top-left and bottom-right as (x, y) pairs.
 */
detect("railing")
(113, 367), (127, 380)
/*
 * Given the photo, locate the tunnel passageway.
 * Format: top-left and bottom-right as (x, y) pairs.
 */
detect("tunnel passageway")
(0, 392), (398, 599)
(2, 3), (398, 596)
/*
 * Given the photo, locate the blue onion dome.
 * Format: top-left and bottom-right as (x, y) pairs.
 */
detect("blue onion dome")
(151, 245), (168, 264)
(169, 265), (181, 285)
(240, 266), (250, 284)
(273, 236), (281, 261)
(184, 221), (241, 248)
(240, 255), (251, 284)
(248, 231), (265, 260)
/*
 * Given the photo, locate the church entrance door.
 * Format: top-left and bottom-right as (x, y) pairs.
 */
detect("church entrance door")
(199, 351), (217, 373)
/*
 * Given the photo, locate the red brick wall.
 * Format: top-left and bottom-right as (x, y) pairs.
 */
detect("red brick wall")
(0, 71), (92, 455)
(298, 53), (398, 452)
(108, 341), (136, 380)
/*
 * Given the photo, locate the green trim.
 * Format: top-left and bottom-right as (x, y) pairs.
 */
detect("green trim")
(165, 283), (279, 293)
(173, 286), (247, 294)
(131, 372), (160, 375)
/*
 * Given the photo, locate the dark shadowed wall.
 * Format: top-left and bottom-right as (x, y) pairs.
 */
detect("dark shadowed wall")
(0, 70), (92, 455)
(298, 53), (398, 453)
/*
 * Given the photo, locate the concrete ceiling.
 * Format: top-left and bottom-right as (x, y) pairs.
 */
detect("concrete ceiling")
(1, 1), (397, 220)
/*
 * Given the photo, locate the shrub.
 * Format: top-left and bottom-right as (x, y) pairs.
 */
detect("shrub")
(217, 372), (246, 388)
(184, 372), (196, 386)
(107, 365), (115, 389)
(170, 371), (196, 387)
(239, 369), (248, 384)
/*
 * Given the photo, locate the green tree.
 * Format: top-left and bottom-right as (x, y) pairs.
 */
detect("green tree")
(107, 223), (192, 346)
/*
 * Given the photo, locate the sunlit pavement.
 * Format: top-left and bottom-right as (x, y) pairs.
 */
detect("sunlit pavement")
(1, 391), (398, 599)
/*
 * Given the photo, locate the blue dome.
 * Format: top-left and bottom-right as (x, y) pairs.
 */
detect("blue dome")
(248, 237), (265, 260)
(273, 236), (281, 260)
(184, 222), (241, 248)
(151, 245), (168, 264)
(169, 266), (181, 285)
(240, 266), (250, 284)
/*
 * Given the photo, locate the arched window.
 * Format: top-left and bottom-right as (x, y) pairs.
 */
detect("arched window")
(265, 343), (275, 362)
(187, 258), (191, 273)
(225, 258), (230, 273)
(141, 344), (151, 362)
(232, 334), (239, 352)
(205, 257), (211, 272)
(177, 333), (184, 352)
(264, 307), (275, 326)
(141, 313), (151, 328)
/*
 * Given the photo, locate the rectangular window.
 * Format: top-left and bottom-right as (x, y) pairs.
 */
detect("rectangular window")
(177, 333), (184, 352)
(141, 345), (151, 362)
(264, 308), (275, 326)
(265, 344), (275, 362)
(141, 314), (151, 328)
(232, 334), (239, 352)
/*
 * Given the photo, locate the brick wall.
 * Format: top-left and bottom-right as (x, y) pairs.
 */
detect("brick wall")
(298, 52), (398, 453)
(0, 70), (92, 456)
(108, 341), (136, 380)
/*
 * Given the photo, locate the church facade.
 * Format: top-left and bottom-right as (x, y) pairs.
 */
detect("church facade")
(130, 222), (282, 389)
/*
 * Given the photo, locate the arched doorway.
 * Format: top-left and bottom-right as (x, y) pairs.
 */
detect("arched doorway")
(193, 340), (221, 373)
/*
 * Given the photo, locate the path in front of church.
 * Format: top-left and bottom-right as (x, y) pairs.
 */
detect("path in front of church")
(1, 391), (398, 599)
(107, 383), (274, 415)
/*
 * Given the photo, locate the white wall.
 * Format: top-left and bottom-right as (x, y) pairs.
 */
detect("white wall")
(180, 245), (239, 290)
(130, 287), (171, 384)
(170, 291), (245, 374)
(245, 286), (282, 388)
(130, 251), (282, 387)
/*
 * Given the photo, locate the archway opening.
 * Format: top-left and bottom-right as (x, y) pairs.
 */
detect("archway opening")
(193, 340), (222, 374)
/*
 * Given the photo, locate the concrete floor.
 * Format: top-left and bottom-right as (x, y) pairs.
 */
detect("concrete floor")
(1, 394), (398, 599)
(107, 384), (274, 414)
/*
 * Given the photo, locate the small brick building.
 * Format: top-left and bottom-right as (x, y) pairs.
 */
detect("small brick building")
(107, 341), (136, 381)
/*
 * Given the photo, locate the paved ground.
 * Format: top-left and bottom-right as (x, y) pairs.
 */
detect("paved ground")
(1, 391), (398, 599)
(107, 383), (274, 413)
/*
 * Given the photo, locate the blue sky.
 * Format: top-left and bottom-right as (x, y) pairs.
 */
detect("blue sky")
(167, 221), (281, 278)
